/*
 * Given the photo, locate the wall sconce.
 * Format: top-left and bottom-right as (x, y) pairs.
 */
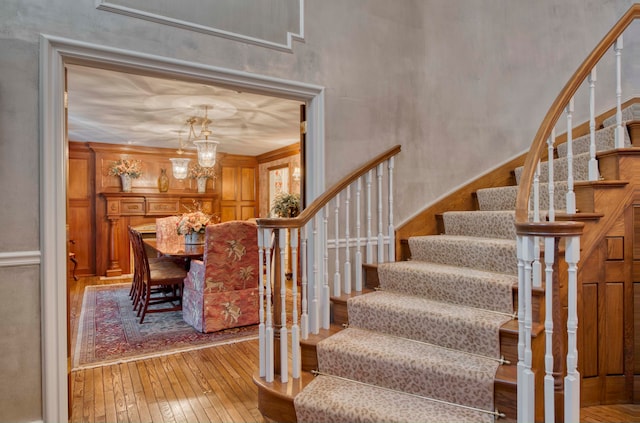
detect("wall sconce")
(292, 167), (301, 181)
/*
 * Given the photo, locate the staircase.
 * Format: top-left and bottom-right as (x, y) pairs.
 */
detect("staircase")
(290, 113), (634, 422)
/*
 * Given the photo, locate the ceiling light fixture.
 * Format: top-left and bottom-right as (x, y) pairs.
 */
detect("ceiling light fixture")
(169, 131), (191, 180)
(189, 105), (219, 168)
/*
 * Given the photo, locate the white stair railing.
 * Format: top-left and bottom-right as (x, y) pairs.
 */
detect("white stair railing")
(256, 145), (401, 383)
(515, 5), (640, 422)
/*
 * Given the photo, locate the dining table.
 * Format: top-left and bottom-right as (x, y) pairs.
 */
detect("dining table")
(143, 238), (205, 268)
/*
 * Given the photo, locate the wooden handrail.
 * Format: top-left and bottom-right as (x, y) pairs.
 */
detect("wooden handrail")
(515, 4), (640, 222)
(256, 144), (401, 229)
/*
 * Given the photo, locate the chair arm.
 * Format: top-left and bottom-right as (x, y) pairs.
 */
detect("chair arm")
(184, 259), (205, 292)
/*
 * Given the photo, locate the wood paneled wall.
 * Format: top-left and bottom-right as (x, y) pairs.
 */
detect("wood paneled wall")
(68, 141), (258, 277)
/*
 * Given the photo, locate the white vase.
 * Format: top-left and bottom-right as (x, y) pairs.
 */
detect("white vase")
(184, 231), (205, 245)
(197, 177), (207, 193)
(120, 174), (132, 192)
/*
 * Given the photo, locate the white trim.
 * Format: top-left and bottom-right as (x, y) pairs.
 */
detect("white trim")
(96, 0), (305, 52)
(0, 251), (41, 267)
(40, 34), (325, 423)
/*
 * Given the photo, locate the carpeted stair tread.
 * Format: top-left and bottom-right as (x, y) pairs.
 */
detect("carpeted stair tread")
(377, 260), (514, 314)
(316, 328), (499, 410)
(556, 123), (630, 158)
(347, 290), (513, 358)
(476, 181), (568, 211)
(602, 104), (640, 127)
(294, 374), (493, 423)
(513, 151), (591, 184)
(442, 210), (517, 239)
(408, 234), (517, 275)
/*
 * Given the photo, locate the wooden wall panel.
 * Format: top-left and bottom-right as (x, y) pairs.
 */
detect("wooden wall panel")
(241, 167), (255, 201)
(605, 283), (624, 375)
(221, 206), (237, 222)
(582, 283), (599, 377)
(635, 282), (640, 374)
(222, 167), (237, 201)
(68, 144), (95, 276)
(69, 142), (259, 276)
(241, 206), (256, 221)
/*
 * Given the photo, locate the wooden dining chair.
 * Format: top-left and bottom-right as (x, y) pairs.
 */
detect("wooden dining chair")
(127, 226), (175, 308)
(129, 227), (188, 323)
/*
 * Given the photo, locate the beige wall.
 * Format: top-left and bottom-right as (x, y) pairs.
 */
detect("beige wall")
(1, 0), (639, 421)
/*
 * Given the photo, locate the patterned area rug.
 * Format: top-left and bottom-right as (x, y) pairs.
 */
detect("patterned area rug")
(73, 283), (258, 370)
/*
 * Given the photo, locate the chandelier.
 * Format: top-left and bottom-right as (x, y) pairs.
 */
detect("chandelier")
(169, 131), (190, 180)
(169, 105), (219, 179)
(189, 105), (219, 168)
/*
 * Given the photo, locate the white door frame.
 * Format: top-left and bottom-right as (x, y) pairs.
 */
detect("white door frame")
(40, 34), (325, 422)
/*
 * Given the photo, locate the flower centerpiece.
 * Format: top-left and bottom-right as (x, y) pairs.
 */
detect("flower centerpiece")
(108, 158), (143, 192)
(271, 192), (301, 218)
(176, 211), (212, 244)
(188, 163), (217, 193)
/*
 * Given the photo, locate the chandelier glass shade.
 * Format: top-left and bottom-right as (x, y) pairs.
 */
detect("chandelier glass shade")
(169, 157), (191, 180)
(194, 139), (219, 167)
(189, 105), (218, 168)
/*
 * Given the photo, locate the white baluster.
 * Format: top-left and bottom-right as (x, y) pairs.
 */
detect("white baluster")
(300, 225), (309, 339)
(290, 228), (300, 379)
(366, 170), (373, 264)
(387, 157), (395, 262)
(355, 178), (363, 292)
(543, 237), (556, 423)
(310, 216), (319, 335)
(566, 98), (576, 214)
(344, 186), (352, 294)
(532, 164), (541, 288)
(258, 228), (266, 377)
(564, 235), (581, 423)
(517, 235), (535, 423)
(333, 194), (341, 297)
(279, 228), (288, 383)
(517, 236), (525, 423)
(323, 206), (330, 329)
(615, 36), (624, 149)
(263, 228), (274, 383)
(377, 163), (384, 263)
(548, 128), (556, 222)
(588, 68), (599, 180)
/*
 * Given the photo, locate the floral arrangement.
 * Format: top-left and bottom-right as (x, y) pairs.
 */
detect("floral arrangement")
(188, 163), (217, 180)
(108, 158), (143, 178)
(271, 192), (301, 218)
(176, 211), (212, 235)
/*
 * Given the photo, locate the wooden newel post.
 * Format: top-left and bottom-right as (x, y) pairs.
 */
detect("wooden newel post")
(549, 237), (566, 423)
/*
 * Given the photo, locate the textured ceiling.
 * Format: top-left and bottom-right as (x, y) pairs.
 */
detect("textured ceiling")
(66, 64), (302, 156)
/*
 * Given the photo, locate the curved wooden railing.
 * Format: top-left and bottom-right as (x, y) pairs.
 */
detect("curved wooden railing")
(515, 5), (640, 423)
(255, 144), (401, 384)
(516, 4), (640, 220)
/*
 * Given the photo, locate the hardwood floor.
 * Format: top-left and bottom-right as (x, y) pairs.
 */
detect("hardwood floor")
(69, 276), (265, 423)
(69, 276), (640, 422)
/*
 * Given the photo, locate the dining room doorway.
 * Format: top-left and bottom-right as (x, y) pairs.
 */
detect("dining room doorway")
(40, 34), (325, 422)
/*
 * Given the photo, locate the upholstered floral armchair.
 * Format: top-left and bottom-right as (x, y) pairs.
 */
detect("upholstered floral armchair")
(182, 220), (260, 333)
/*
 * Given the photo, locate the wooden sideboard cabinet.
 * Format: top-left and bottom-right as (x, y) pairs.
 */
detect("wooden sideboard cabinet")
(101, 192), (217, 276)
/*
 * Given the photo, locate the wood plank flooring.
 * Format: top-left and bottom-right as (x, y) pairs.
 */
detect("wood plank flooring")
(68, 276), (640, 422)
(69, 276), (265, 423)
